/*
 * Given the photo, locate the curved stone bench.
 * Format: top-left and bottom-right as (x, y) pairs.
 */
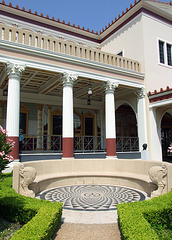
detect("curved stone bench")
(13, 158), (172, 197)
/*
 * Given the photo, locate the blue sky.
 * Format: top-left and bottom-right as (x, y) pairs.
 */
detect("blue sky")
(1, 0), (170, 31)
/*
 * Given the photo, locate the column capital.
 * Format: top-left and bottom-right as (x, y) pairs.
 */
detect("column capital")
(61, 72), (78, 87)
(6, 62), (26, 79)
(104, 80), (119, 94)
(135, 87), (145, 99)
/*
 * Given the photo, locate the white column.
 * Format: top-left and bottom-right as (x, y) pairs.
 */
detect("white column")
(150, 107), (162, 161)
(135, 88), (148, 151)
(6, 62), (25, 159)
(105, 81), (118, 158)
(61, 72), (78, 158)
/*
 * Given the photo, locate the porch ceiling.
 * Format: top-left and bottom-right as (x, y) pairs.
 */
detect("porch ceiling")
(0, 64), (134, 102)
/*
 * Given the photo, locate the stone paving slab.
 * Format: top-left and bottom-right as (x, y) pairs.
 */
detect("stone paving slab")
(53, 223), (122, 240)
(61, 209), (118, 224)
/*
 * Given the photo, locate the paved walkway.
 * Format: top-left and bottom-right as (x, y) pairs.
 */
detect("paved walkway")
(53, 223), (122, 240)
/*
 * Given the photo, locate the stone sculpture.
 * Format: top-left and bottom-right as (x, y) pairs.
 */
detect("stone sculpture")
(19, 163), (37, 198)
(148, 164), (167, 198)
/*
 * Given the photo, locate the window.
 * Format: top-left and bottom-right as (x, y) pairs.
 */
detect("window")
(159, 41), (164, 64)
(53, 115), (62, 135)
(85, 117), (93, 136)
(159, 40), (172, 66)
(117, 51), (123, 57)
(20, 104), (29, 134)
(20, 113), (27, 134)
(167, 44), (172, 66)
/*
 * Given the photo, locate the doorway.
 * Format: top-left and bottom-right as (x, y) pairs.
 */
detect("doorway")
(161, 112), (172, 162)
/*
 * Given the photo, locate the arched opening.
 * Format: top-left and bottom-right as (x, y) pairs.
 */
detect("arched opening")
(116, 104), (138, 152)
(161, 112), (172, 162)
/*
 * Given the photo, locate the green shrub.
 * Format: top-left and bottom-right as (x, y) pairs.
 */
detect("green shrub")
(0, 173), (63, 239)
(144, 206), (172, 239)
(117, 191), (172, 240)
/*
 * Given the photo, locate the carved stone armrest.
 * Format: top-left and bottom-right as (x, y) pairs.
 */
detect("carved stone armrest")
(148, 164), (167, 198)
(19, 164), (37, 198)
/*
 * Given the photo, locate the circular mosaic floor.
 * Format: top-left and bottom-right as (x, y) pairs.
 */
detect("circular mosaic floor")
(38, 185), (146, 211)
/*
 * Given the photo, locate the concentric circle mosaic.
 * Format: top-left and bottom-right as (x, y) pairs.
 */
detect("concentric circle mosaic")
(38, 185), (146, 211)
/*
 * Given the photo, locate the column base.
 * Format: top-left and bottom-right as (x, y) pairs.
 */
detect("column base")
(106, 156), (118, 159)
(106, 138), (116, 158)
(63, 137), (74, 158)
(8, 136), (19, 160)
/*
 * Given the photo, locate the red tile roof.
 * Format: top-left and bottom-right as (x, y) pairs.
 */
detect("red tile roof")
(148, 86), (172, 103)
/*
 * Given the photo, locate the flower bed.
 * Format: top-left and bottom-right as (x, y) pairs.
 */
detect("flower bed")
(0, 173), (63, 240)
(0, 125), (14, 174)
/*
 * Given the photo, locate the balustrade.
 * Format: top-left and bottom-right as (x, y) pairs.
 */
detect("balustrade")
(0, 23), (141, 72)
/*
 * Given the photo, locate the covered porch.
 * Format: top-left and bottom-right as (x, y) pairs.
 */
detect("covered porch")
(0, 62), (145, 160)
(0, 21), (146, 160)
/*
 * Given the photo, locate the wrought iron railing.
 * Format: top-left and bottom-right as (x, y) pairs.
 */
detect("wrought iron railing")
(21, 135), (62, 152)
(116, 137), (139, 152)
(21, 135), (139, 152)
(74, 136), (105, 152)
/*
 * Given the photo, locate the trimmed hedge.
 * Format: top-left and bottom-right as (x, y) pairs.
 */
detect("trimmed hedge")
(117, 190), (172, 240)
(0, 173), (63, 240)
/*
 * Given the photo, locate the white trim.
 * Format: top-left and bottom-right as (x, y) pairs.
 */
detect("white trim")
(142, 11), (172, 29)
(0, 53), (144, 89)
(150, 98), (172, 108)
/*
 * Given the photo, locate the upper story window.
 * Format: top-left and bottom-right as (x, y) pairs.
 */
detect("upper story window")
(167, 44), (172, 66)
(158, 40), (172, 66)
(117, 51), (123, 57)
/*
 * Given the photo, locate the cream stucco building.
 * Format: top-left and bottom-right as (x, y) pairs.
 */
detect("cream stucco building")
(0, 0), (171, 163)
